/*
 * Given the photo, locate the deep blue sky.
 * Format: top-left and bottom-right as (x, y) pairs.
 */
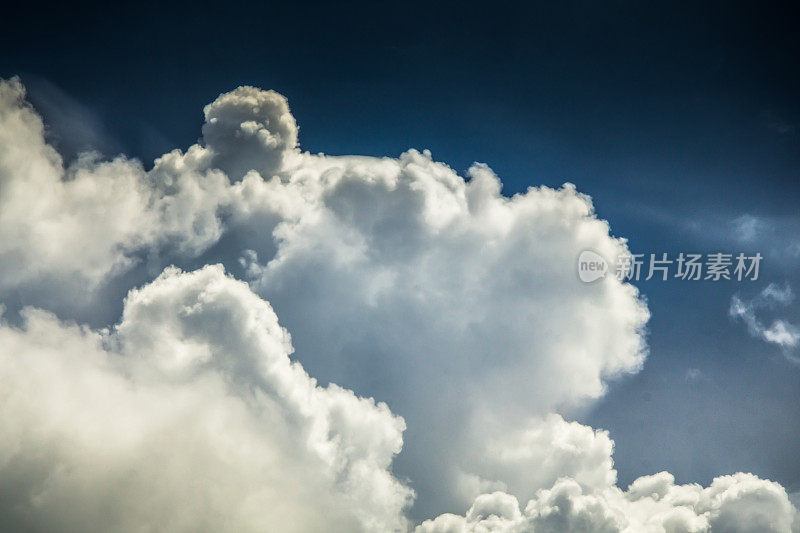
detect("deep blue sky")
(3, 0), (799, 493)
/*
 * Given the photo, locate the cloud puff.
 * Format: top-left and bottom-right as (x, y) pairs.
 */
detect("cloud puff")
(417, 472), (799, 533)
(0, 265), (412, 532)
(0, 77), (149, 290)
(201, 85), (300, 180)
(0, 78), (233, 321)
(465, 414), (617, 504)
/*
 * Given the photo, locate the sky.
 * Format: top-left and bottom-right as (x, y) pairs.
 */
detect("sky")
(1, 1), (799, 531)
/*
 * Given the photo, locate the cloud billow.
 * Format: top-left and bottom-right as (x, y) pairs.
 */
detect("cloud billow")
(0, 77), (797, 531)
(0, 265), (412, 532)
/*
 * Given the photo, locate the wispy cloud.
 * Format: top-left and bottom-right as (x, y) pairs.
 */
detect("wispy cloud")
(760, 110), (798, 136)
(730, 283), (800, 362)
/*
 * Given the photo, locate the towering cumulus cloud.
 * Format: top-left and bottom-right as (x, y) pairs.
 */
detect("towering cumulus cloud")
(0, 77), (797, 531)
(0, 265), (412, 532)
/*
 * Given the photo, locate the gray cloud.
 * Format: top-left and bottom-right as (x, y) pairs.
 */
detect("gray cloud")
(201, 85), (300, 180)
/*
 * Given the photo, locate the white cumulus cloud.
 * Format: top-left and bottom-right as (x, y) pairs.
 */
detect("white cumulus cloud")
(0, 77), (797, 530)
(0, 265), (412, 532)
(417, 472), (799, 533)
